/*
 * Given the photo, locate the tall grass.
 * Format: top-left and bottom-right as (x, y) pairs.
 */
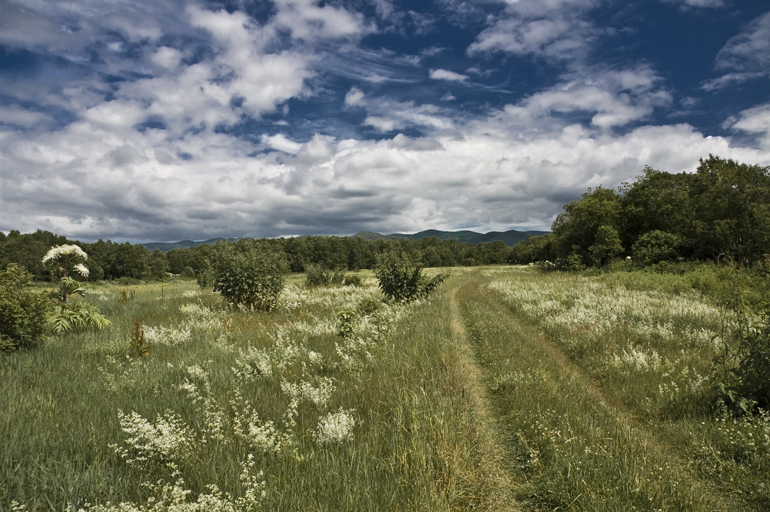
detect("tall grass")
(1, 273), (513, 511)
(471, 266), (769, 510)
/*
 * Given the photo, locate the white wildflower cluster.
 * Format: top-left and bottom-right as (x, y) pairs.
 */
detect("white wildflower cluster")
(79, 457), (265, 512)
(313, 409), (356, 445)
(489, 277), (722, 354)
(611, 345), (663, 373)
(335, 336), (374, 371)
(113, 410), (194, 467)
(229, 388), (295, 454)
(179, 303), (222, 330)
(144, 325), (192, 346)
(177, 365), (225, 442)
(658, 366), (708, 402)
(234, 406), (293, 455)
(707, 412), (770, 463)
(42, 244), (88, 264)
(232, 347), (274, 379)
(290, 317), (338, 336)
(280, 377), (335, 408)
(279, 282), (380, 311)
(181, 290), (200, 298)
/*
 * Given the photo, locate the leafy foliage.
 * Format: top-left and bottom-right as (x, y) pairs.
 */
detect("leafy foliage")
(305, 264), (332, 287)
(632, 230), (682, 266)
(521, 155), (770, 269)
(0, 264), (49, 349)
(42, 244), (110, 334)
(588, 225), (624, 266)
(713, 297), (770, 414)
(212, 244), (287, 311)
(47, 302), (111, 334)
(374, 252), (446, 303)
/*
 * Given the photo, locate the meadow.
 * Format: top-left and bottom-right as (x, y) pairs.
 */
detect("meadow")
(1, 266), (768, 511)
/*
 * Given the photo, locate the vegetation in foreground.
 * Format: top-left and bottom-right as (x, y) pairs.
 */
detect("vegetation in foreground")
(1, 269), (513, 511)
(3, 261), (769, 511)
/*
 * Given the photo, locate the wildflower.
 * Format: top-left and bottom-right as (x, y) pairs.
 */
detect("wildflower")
(73, 263), (90, 277)
(313, 409), (355, 445)
(42, 244), (88, 263)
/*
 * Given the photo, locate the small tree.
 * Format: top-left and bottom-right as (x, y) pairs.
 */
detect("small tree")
(374, 252), (446, 303)
(213, 247), (287, 311)
(0, 264), (50, 350)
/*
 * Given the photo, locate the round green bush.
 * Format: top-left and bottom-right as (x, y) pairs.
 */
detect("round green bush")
(0, 264), (50, 349)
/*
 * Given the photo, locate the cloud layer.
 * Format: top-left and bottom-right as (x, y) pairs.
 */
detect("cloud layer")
(0, 0), (768, 241)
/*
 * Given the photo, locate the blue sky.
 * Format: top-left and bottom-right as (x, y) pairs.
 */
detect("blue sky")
(1, 0), (769, 242)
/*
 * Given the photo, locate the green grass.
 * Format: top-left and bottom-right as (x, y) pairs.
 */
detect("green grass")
(3, 266), (768, 511)
(461, 266), (769, 511)
(1, 273), (513, 511)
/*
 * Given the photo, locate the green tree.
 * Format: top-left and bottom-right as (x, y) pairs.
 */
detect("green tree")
(146, 249), (169, 280)
(620, 167), (695, 253)
(551, 187), (623, 264)
(690, 155), (770, 264)
(588, 225), (624, 266)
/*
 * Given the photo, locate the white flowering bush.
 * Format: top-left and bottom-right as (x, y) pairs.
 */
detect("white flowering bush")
(112, 410), (195, 467)
(313, 409), (356, 445)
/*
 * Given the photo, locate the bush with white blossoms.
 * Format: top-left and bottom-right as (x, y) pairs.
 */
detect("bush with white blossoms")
(112, 410), (195, 467)
(313, 409), (356, 445)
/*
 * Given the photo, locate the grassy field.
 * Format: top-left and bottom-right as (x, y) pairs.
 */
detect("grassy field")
(1, 267), (768, 510)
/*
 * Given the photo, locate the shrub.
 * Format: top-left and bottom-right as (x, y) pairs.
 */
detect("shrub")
(0, 264), (50, 349)
(196, 266), (214, 289)
(713, 298), (770, 413)
(374, 252), (446, 303)
(330, 267), (346, 285)
(213, 247), (287, 311)
(564, 247), (586, 271)
(305, 264), (331, 287)
(633, 230), (682, 266)
(343, 274), (362, 287)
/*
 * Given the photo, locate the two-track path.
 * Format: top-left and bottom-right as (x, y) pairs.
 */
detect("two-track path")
(442, 269), (749, 511)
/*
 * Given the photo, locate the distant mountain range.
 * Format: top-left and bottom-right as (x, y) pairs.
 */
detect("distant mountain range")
(143, 229), (549, 251)
(353, 229), (549, 246)
(143, 238), (236, 252)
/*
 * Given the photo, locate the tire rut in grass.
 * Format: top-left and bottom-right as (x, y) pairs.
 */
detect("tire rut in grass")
(450, 271), (747, 512)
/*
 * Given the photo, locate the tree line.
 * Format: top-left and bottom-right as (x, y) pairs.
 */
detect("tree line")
(0, 229), (512, 282)
(511, 155), (770, 268)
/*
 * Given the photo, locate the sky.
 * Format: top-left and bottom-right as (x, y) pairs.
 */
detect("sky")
(1, 0), (769, 242)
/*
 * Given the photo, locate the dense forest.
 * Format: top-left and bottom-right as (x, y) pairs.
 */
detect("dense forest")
(511, 155), (770, 268)
(0, 228), (511, 282)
